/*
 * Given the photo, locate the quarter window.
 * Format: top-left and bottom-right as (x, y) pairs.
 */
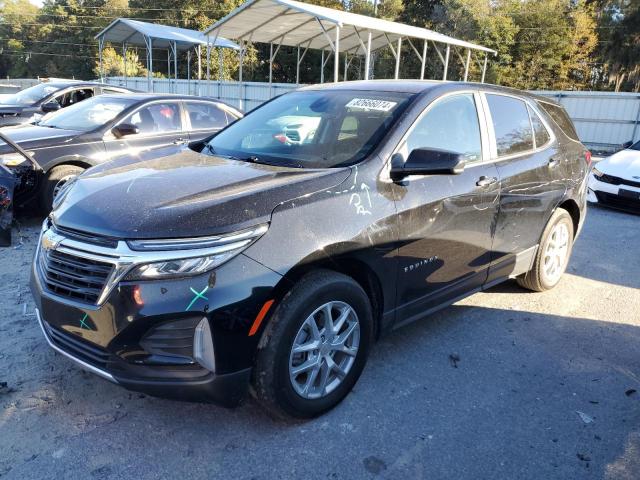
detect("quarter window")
(528, 105), (551, 148)
(123, 103), (182, 134)
(185, 102), (228, 129)
(538, 102), (579, 141)
(486, 94), (534, 156)
(405, 94), (482, 163)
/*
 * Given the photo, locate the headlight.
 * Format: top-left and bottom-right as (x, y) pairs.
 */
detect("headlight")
(123, 224), (268, 280)
(0, 152), (29, 167)
(51, 176), (77, 210)
(592, 167), (604, 177)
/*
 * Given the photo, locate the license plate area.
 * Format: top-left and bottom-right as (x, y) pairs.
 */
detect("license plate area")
(619, 189), (640, 200)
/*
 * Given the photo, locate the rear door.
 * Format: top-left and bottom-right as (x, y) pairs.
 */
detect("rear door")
(482, 93), (568, 284)
(103, 100), (187, 158)
(183, 101), (235, 142)
(392, 92), (501, 326)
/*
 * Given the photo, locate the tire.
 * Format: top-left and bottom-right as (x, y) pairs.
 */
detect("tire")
(252, 270), (373, 419)
(517, 208), (574, 292)
(40, 164), (85, 212)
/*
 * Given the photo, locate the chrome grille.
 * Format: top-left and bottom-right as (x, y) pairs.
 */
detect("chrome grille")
(38, 246), (113, 304)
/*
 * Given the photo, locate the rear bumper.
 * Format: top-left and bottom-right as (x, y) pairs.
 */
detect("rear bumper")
(36, 307), (252, 406)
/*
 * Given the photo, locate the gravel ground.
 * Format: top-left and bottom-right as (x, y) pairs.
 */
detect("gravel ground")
(1, 206), (639, 480)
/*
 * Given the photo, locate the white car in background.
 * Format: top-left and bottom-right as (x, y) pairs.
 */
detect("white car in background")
(588, 140), (640, 213)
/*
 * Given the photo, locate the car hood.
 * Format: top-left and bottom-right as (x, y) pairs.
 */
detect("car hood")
(0, 124), (82, 152)
(598, 149), (640, 178)
(51, 148), (351, 239)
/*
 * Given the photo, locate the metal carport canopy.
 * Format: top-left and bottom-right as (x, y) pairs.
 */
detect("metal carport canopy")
(204, 0), (496, 87)
(95, 18), (239, 92)
(96, 18), (239, 51)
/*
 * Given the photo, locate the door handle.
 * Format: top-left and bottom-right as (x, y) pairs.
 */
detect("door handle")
(548, 157), (561, 168)
(476, 176), (498, 187)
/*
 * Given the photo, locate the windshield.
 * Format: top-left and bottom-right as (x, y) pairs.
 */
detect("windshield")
(2, 83), (62, 106)
(206, 90), (415, 168)
(39, 96), (136, 132)
(630, 140), (640, 151)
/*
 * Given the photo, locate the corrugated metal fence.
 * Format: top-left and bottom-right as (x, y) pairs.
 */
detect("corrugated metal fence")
(535, 91), (640, 153)
(3, 77), (639, 152)
(104, 77), (298, 112)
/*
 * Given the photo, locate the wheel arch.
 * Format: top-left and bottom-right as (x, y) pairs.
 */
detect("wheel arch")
(45, 155), (95, 172)
(557, 198), (581, 237)
(263, 252), (386, 342)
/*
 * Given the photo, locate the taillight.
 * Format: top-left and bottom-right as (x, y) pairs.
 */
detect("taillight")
(584, 151), (592, 166)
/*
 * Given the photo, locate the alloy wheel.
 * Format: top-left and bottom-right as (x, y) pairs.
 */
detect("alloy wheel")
(542, 221), (570, 284)
(288, 301), (360, 400)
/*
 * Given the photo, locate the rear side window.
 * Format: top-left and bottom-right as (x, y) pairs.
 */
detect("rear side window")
(185, 102), (228, 129)
(486, 94), (534, 156)
(406, 93), (482, 163)
(528, 105), (551, 148)
(538, 102), (579, 141)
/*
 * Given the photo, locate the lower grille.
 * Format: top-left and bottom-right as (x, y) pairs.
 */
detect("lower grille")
(595, 191), (640, 212)
(38, 247), (112, 304)
(44, 322), (111, 369)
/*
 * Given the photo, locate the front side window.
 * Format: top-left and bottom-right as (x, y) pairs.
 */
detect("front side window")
(404, 93), (482, 163)
(487, 94), (534, 156)
(53, 88), (94, 108)
(528, 105), (551, 148)
(185, 102), (228, 129)
(206, 90), (414, 168)
(39, 96), (136, 132)
(123, 103), (182, 134)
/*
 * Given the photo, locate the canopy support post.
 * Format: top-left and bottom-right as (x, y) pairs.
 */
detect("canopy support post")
(218, 48), (223, 98)
(481, 53), (488, 83)
(464, 48), (471, 82)
(421, 40), (427, 80)
(98, 36), (104, 83)
(206, 42), (211, 96)
(344, 52), (348, 81)
(394, 37), (402, 79)
(443, 44), (450, 80)
(364, 31), (372, 80)
(122, 42), (127, 86)
(238, 40), (245, 110)
(320, 50), (324, 83)
(296, 44), (300, 85)
(197, 45), (202, 95)
(334, 26), (340, 83)
(187, 49), (192, 94)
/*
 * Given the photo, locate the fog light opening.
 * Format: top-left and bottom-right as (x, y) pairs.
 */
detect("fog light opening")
(193, 317), (216, 373)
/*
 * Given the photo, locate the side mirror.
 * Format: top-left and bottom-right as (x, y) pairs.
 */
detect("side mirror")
(112, 123), (140, 139)
(390, 148), (466, 181)
(41, 101), (61, 113)
(622, 140), (633, 149)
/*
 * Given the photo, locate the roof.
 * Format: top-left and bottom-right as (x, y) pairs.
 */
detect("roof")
(300, 80), (547, 100)
(96, 18), (240, 51)
(204, 0), (496, 55)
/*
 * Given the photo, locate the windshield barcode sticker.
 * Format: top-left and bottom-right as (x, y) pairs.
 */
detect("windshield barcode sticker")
(346, 98), (397, 112)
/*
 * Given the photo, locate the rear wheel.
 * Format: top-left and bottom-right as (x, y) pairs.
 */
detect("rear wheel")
(40, 164), (84, 212)
(252, 270), (373, 419)
(517, 208), (574, 292)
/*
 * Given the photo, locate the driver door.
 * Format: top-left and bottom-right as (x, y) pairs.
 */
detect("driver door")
(391, 92), (501, 326)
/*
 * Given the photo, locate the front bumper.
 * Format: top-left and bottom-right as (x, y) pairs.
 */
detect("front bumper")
(588, 174), (640, 213)
(30, 234), (283, 406)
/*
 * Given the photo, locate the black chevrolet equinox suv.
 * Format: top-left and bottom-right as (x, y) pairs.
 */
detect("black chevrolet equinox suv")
(31, 81), (590, 418)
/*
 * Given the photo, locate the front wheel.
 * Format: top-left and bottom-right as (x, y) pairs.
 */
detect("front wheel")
(252, 270), (373, 419)
(40, 164), (85, 212)
(517, 208), (574, 292)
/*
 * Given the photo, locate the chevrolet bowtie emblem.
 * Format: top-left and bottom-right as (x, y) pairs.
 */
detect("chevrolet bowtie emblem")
(41, 229), (64, 251)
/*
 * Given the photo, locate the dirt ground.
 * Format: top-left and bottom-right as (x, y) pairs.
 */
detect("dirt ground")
(1, 205), (639, 479)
